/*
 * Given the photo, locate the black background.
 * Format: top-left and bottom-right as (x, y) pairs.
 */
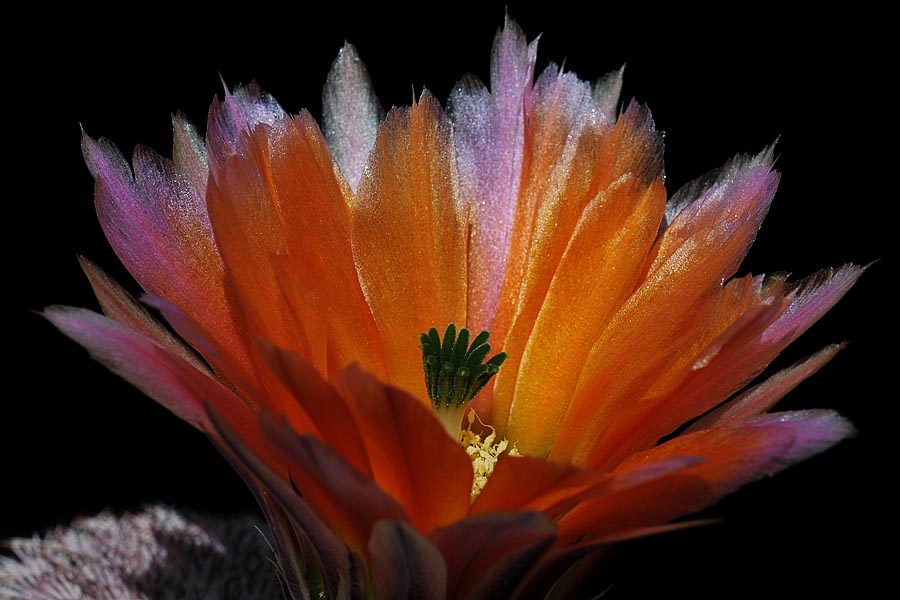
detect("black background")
(7, 3), (891, 598)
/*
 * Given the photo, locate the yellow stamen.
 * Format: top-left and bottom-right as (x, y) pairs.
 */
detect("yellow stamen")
(459, 410), (520, 500)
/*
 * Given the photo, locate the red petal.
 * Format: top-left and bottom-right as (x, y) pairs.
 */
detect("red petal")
(472, 455), (614, 520)
(430, 511), (557, 600)
(259, 342), (371, 478)
(335, 366), (472, 534)
(262, 418), (409, 558)
(368, 521), (447, 600)
(209, 409), (353, 599)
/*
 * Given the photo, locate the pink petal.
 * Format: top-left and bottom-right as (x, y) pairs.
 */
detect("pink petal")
(82, 131), (251, 387)
(171, 111), (209, 198)
(762, 264), (866, 345)
(143, 294), (262, 401)
(322, 43), (383, 193)
(78, 257), (208, 374)
(368, 521), (447, 600)
(449, 17), (537, 332)
(745, 409), (856, 462)
(44, 307), (245, 432)
(206, 82), (284, 175)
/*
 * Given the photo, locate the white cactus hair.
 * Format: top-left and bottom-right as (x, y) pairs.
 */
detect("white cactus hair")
(0, 506), (282, 599)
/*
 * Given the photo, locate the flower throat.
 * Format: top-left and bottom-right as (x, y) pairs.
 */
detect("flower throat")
(420, 324), (517, 498)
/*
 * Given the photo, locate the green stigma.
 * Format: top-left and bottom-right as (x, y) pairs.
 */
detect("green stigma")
(419, 324), (506, 435)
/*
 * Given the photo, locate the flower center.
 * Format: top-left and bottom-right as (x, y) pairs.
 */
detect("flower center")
(420, 324), (514, 499)
(419, 324), (506, 437)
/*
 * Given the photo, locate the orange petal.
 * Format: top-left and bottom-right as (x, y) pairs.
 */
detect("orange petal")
(471, 68), (593, 421)
(552, 153), (780, 465)
(351, 92), (468, 402)
(585, 266), (862, 469)
(506, 174), (666, 456)
(556, 410), (852, 545)
(490, 103), (664, 436)
(266, 112), (387, 380)
(205, 127), (325, 412)
(206, 132), (298, 351)
(586, 279), (790, 469)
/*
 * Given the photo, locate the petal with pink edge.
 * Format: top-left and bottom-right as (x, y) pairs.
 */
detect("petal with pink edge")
(688, 344), (844, 431)
(206, 83), (284, 174)
(557, 409), (853, 545)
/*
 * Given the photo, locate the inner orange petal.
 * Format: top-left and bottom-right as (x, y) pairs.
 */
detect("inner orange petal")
(267, 111), (387, 381)
(506, 175), (666, 456)
(490, 104), (663, 436)
(351, 92), (468, 403)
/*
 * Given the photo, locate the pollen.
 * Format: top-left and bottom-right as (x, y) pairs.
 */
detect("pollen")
(460, 410), (520, 500)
